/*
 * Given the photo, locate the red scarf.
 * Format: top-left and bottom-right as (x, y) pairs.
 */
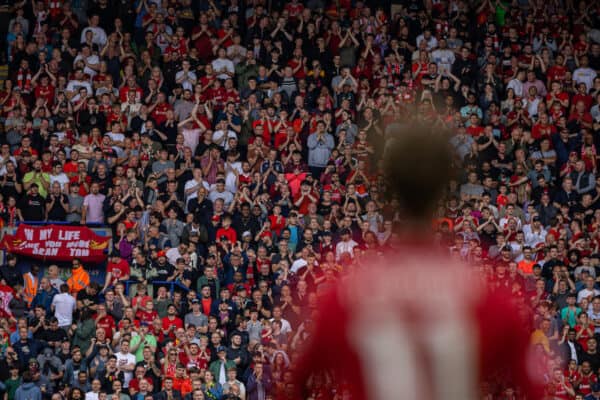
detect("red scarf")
(6, 206), (16, 227)
(17, 68), (32, 93)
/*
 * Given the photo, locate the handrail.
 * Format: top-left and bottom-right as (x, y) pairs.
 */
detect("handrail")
(18, 221), (107, 227)
(124, 280), (191, 296)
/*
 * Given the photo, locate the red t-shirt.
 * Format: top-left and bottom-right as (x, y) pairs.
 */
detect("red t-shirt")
(95, 314), (116, 339)
(268, 215), (286, 236)
(531, 122), (557, 140)
(136, 309), (158, 326)
(161, 316), (183, 339)
(216, 227), (237, 244)
(107, 259), (130, 281)
(151, 103), (172, 126)
(293, 190), (319, 215)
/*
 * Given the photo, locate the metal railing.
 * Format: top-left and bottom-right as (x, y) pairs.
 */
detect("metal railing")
(124, 280), (191, 296)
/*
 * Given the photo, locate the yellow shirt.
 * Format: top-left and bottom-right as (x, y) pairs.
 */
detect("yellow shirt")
(530, 329), (551, 353)
(23, 171), (50, 198)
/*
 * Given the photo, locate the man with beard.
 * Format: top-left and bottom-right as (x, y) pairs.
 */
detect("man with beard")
(582, 338), (600, 373)
(23, 159), (50, 198)
(19, 183), (45, 221)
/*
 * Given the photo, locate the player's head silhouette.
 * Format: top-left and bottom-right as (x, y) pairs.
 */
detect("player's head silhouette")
(383, 124), (455, 221)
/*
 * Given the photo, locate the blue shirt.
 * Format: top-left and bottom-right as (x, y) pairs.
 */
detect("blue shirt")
(31, 287), (58, 313)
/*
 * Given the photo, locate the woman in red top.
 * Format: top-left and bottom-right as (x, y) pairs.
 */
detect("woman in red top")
(161, 346), (180, 378)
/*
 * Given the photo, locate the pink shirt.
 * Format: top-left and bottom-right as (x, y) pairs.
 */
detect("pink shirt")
(83, 193), (106, 223)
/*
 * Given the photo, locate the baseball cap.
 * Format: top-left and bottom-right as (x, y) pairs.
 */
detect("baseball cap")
(191, 298), (200, 304)
(216, 346), (227, 353)
(157, 250), (166, 258)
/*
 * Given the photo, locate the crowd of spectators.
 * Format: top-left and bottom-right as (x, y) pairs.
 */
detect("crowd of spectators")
(0, 0), (598, 398)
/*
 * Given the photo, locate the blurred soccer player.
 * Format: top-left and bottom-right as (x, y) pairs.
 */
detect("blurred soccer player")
(293, 125), (542, 400)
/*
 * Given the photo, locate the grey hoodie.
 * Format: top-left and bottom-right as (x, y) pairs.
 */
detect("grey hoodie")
(14, 382), (42, 400)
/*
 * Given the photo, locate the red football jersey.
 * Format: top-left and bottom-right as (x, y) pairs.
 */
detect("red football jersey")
(294, 247), (543, 399)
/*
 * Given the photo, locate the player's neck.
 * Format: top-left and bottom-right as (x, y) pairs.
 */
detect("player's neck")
(396, 218), (435, 245)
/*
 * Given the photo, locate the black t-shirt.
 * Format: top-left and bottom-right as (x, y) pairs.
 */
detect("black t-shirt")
(134, 361), (161, 392)
(1, 173), (21, 200)
(46, 193), (69, 221)
(19, 194), (45, 221)
(175, 159), (200, 190)
(39, 327), (69, 344)
(76, 289), (99, 310)
(155, 261), (174, 282)
(0, 265), (22, 287)
(92, 173), (112, 195)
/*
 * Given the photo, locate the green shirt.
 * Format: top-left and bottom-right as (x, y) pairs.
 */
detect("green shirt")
(4, 377), (21, 400)
(130, 333), (157, 362)
(561, 306), (582, 328)
(23, 171), (50, 197)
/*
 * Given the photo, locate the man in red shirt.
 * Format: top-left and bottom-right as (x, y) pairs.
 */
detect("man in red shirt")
(293, 180), (319, 216)
(103, 251), (131, 293)
(216, 214), (237, 245)
(162, 304), (183, 340)
(95, 303), (116, 340)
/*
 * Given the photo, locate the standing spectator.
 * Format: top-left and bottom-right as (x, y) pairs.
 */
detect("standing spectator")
(82, 182), (106, 224)
(307, 121), (334, 178)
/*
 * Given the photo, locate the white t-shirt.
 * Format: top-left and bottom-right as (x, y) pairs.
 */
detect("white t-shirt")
(80, 26), (107, 47)
(107, 131), (125, 144)
(166, 247), (183, 266)
(51, 293), (76, 327)
(224, 161), (242, 193)
(290, 258), (307, 274)
(115, 352), (136, 388)
(182, 128), (201, 154)
(74, 54), (100, 78)
(66, 80), (93, 97)
(211, 58), (235, 80)
(0, 155), (17, 176)
(175, 70), (197, 91)
(578, 288), (600, 304)
(336, 239), (358, 260)
(184, 178), (209, 207)
(50, 173), (70, 190)
(212, 129), (237, 149)
(573, 67), (597, 92)
(85, 392), (99, 400)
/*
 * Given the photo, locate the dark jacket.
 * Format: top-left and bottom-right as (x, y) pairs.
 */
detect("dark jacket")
(560, 340), (584, 367)
(153, 389), (182, 400)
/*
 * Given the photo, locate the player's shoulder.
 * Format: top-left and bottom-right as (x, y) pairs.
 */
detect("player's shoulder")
(337, 247), (484, 313)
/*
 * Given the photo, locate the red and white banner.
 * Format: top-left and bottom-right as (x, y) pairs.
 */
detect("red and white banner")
(1, 224), (110, 262)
